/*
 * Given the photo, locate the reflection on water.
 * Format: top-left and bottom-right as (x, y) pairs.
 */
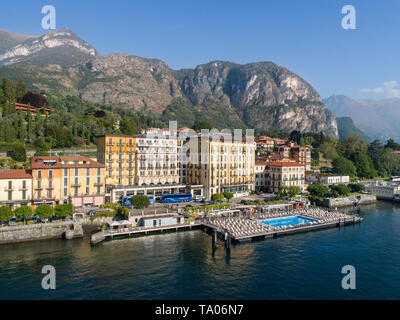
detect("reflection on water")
(1, 202), (400, 299)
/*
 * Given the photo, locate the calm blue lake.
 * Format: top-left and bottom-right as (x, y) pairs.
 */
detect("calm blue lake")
(0, 201), (399, 299)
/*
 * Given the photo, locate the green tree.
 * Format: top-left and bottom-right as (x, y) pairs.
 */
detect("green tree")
(307, 185), (329, 197)
(339, 135), (368, 158)
(115, 206), (130, 219)
(131, 195), (150, 209)
(120, 118), (138, 135)
(55, 204), (75, 218)
(211, 193), (224, 202)
(332, 157), (357, 176)
(289, 130), (302, 144)
(34, 204), (54, 219)
(348, 183), (365, 193)
(278, 185), (288, 198)
(288, 186), (301, 198)
(311, 148), (320, 167)
(349, 151), (377, 178)
(385, 138), (400, 151)
(15, 78), (27, 102)
(223, 191), (234, 202)
(14, 206), (33, 221)
(1, 76), (16, 104)
(330, 184), (350, 196)
(318, 142), (338, 160)
(192, 120), (212, 131)
(10, 143), (26, 162)
(0, 206), (13, 223)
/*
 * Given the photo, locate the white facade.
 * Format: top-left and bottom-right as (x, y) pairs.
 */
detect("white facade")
(319, 176), (350, 185)
(366, 180), (400, 199)
(0, 171), (32, 209)
(138, 215), (184, 227)
(135, 135), (179, 186)
(255, 162), (267, 191)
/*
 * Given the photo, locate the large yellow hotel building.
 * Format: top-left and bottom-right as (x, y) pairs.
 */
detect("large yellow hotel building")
(185, 133), (256, 199)
(96, 134), (136, 186)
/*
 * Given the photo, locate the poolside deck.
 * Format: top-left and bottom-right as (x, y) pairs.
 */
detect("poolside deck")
(203, 209), (362, 243)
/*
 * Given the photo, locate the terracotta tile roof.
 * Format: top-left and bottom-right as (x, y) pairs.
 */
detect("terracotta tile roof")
(30, 156), (105, 169)
(267, 161), (304, 167)
(0, 169), (32, 179)
(255, 159), (267, 165)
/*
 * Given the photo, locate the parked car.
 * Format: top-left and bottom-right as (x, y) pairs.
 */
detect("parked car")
(26, 217), (39, 224)
(193, 195), (205, 202)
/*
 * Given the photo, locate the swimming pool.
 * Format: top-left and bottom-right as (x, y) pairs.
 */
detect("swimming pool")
(259, 216), (316, 228)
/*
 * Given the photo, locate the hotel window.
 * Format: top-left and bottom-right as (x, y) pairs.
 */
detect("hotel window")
(86, 168), (90, 176)
(64, 187), (67, 196)
(108, 170), (112, 177)
(97, 168), (101, 176)
(64, 177), (68, 186)
(49, 170), (53, 180)
(64, 168), (68, 176)
(86, 177), (90, 186)
(86, 186), (89, 195)
(75, 168), (78, 176)
(109, 138), (112, 144)
(38, 170), (42, 179)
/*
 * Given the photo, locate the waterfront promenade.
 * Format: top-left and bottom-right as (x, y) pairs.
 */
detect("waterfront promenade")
(91, 207), (362, 246)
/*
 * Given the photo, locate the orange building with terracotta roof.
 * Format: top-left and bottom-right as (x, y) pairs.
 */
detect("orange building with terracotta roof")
(15, 103), (51, 116)
(30, 156), (105, 208)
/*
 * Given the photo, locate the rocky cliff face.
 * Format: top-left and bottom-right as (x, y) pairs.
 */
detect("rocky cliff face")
(176, 61), (337, 136)
(0, 27), (338, 137)
(0, 27), (97, 66)
(76, 54), (182, 114)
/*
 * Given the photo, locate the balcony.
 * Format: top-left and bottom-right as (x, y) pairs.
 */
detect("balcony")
(71, 183), (81, 188)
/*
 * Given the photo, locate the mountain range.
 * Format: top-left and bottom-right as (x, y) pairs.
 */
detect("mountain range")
(0, 27), (339, 136)
(323, 95), (400, 142)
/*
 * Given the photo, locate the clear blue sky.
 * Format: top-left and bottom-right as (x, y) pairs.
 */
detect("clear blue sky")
(1, 0), (399, 99)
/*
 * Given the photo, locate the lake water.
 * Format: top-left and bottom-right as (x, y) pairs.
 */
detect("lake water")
(1, 201), (399, 300)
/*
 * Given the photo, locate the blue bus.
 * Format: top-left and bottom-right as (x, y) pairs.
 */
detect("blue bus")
(122, 194), (154, 207)
(161, 193), (192, 203)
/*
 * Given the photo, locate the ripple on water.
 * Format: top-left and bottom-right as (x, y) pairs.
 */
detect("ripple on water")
(1, 202), (400, 299)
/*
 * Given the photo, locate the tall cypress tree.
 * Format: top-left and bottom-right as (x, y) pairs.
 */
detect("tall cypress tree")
(1, 77), (16, 104)
(15, 78), (27, 103)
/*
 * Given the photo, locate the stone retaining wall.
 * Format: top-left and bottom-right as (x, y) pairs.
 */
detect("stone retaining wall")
(323, 194), (377, 208)
(0, 222), (83, 244)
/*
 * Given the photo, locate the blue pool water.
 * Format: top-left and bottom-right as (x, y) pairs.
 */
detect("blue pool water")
(259, 215), (316, 227)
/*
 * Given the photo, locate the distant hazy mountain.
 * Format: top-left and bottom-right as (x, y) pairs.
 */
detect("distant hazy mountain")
(0, 27), (97, 66)
(323, 95), (400, 142)
(0, 27), (339, 136)
(336, 117), (370, 142)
